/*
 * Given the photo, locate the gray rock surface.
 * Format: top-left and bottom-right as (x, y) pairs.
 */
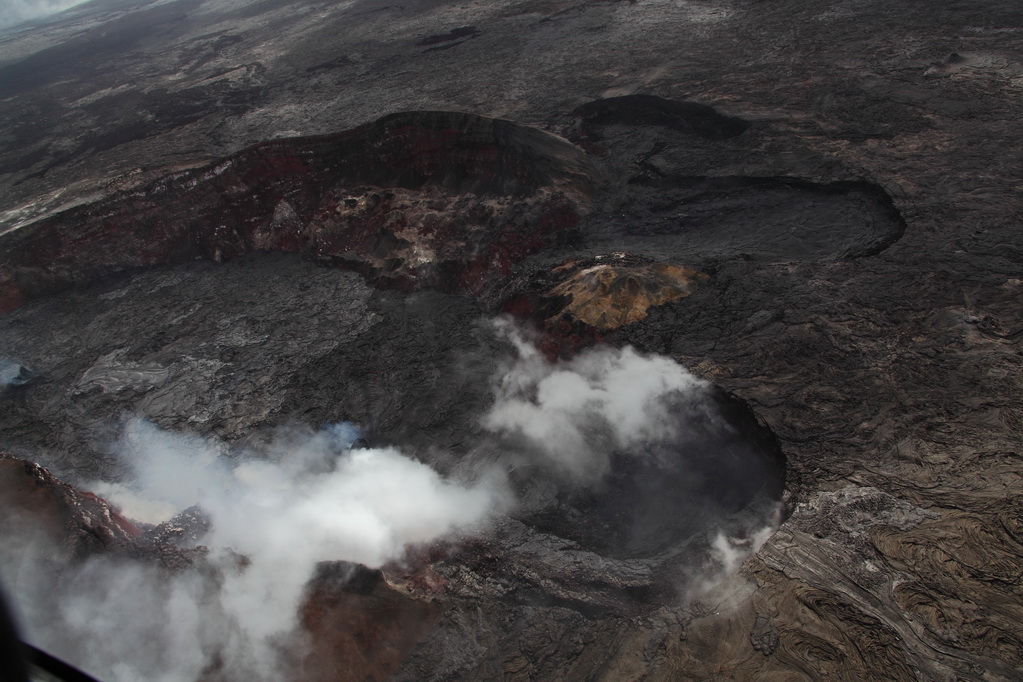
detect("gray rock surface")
(1, 0), (1022, 680)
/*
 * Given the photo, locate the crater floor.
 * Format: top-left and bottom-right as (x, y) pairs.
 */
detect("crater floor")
(0, 251), (785, 680)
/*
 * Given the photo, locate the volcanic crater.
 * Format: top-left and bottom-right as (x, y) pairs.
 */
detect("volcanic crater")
(0, 102), (910, 681)
(2, 0), (1022, 679)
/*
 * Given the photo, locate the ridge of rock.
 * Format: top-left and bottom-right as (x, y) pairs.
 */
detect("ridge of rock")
(0, 111), (599, 311)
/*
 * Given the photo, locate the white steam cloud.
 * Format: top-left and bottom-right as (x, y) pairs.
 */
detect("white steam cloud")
(0, 358), (34, 389)
(2, 418), (505, 682)
(482, 319), (709, 480)
(105, 420), (500, 571)
(0, 0), (90, 31)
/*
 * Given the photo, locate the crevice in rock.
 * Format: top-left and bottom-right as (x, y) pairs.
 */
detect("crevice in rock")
(417, 26), (480, 49)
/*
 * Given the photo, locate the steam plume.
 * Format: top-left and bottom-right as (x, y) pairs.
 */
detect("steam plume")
(0, 0), (89, 31)
(482, 319), (710, 480)
(0, 358), (34, 389)
(1, 418), (505, 682)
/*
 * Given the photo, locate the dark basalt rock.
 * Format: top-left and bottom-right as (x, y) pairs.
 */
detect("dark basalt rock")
(573, 94), (751, 140)
(0, 0), (206, 101)
(612, 175), (906, 262)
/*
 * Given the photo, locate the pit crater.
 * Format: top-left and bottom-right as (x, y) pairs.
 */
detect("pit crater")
(506, 384), (785, 563)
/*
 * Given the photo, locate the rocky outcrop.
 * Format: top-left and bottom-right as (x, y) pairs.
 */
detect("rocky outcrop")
(0, 453), (140, 559)
(0, 454), (442, 682)
(301, 562), (444, 682)
(547, 256), (708, 330)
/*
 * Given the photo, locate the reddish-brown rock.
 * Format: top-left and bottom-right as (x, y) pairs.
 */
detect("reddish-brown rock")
(0, 112), (597, 311)
(0, 454), (140, 558)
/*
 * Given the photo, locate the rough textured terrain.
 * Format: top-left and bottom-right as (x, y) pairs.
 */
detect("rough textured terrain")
(1, 0), (1022, 680)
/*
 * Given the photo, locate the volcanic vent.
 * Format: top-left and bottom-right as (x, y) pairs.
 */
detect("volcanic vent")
(416, 322), (787, 619)
(505, 385), (784, 563)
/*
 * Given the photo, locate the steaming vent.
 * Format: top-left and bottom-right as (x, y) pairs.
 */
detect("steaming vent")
(471, 321), (785, 603)
(510, 386), (783, 561)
